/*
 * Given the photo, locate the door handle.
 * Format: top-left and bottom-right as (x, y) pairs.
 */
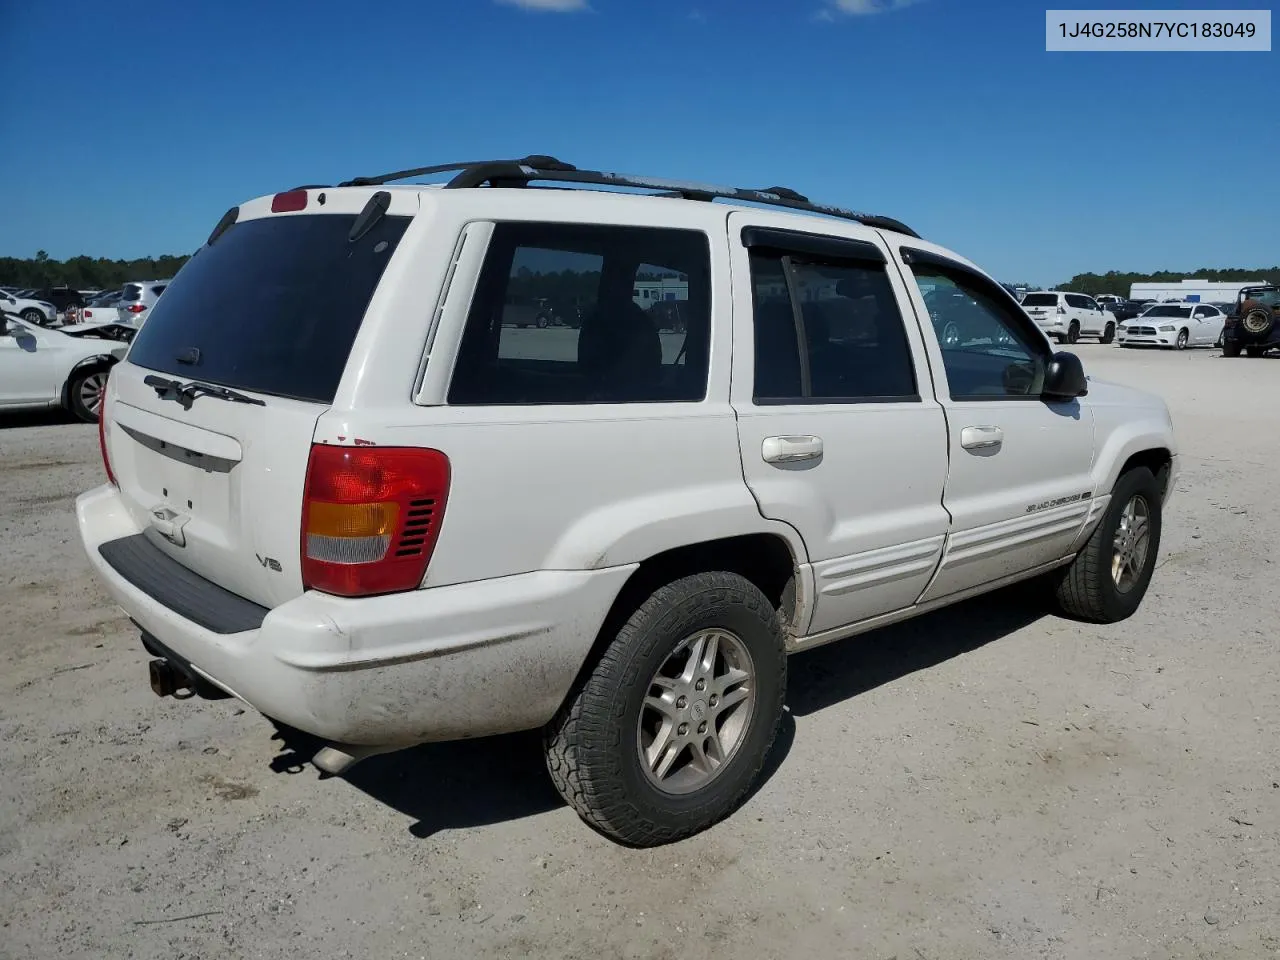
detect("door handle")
(762, 435), (824, 464)
(960, 425), (1004, 450)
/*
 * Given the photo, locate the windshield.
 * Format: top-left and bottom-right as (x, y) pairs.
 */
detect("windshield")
(1143, 305), (1192, 318)
(126, 212), (410, 404)
(1020, 293), (1058, 307)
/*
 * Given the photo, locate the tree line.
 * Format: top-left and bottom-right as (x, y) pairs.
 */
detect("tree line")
(4, 251), (1277, 299)
(0, 251), (191, 290)
(1058, 267), (1280, 297)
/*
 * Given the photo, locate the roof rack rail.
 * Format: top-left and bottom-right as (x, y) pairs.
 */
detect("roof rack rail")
(333, 155), (921, 238)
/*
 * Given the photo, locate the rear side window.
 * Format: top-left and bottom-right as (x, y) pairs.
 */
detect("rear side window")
(449, 222), (711, 405)
(748, 250), (917, 403)
(126, 213), (409, 403)
(122, 284), (142, 302)
(1020, 293), (1058, 307)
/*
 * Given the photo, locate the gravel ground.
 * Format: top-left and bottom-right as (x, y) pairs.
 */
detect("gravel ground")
(1, 344), (1277, 960)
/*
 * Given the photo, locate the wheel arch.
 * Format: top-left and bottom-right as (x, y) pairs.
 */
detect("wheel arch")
(60, 353), (119, 407)
(557, 532), (807, 715)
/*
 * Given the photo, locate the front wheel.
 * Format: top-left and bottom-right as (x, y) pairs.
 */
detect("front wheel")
(544, 572), (786, 847)
(1174, 328), (1189, 350)
(67, 366), (110, 423)
(20, 309), (46, 325)
(1053, 466), (1162, 623)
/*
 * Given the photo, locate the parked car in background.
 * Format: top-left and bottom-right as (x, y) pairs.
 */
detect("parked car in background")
(1222, 284), (1280, 358)
(25, 287), (87, 318)
(1117, 302), (1225, 349)
(80, 290), (124, 326)
(0, 290), (58, 326)
(1021, 291), (1117, 343)
(117, 280), (169, 325)
(1108, 299), (1152, 325)
(0, 314), (128, 421)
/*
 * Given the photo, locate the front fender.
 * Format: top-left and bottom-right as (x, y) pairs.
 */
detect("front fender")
(1089, 399), (1177, 496)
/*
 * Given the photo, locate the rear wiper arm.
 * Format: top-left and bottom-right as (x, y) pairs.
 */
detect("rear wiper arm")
(143, 374), (265, 410)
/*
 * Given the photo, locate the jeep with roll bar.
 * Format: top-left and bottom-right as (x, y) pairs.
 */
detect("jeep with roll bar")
(1222, 284), (1280, 357)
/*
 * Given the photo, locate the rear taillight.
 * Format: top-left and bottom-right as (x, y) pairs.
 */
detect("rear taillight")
(126, 304), (145, 314)
(301, 445), (450, 598)
(98, 390), (116, 486)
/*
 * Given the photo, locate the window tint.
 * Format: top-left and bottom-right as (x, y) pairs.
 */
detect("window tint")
(1020, 293), (1059, 307)
(1064, 294), (1090, 309)
(122, 284), (142, 302)
(449, 223), (710, 405)
(749, 251), (917, 403)
(151, 285), (167, 297)
(126, 213), (409, 403)
(910, 267), (1047, 400)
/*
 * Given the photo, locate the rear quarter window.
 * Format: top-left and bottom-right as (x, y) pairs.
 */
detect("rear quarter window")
(125, 212), (409, 403)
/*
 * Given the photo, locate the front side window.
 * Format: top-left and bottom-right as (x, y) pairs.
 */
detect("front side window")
(907, 264), (1047, 400)
(749, 250), (917, 403)
(449, 222), (711, 405)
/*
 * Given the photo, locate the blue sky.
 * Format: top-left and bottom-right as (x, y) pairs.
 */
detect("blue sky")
(1, 0), (1275, 285)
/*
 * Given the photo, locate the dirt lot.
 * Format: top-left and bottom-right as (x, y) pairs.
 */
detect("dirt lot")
(1, 344), (1277, 960)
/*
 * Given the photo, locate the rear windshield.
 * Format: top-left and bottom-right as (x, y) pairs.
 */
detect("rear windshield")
(1020, 293), (1058, 306)
(1144, 305), (1191, 318)
(126, 213), (409, 403)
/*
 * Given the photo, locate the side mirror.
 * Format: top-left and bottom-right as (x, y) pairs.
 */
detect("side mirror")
(1043, 351), (1088, 401)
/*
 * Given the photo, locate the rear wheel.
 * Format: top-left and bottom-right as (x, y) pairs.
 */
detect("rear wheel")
(544, 571), (786, 847)
(1223, 340), (1242, 357)
(67, 366), (110, 423)
(1246, 345), (1265, 358)
(1100, 323), (1115, 344)
(20, 308), (45, 325)
(1067, 321), (1080, 344)
(1053, 467), (1162, 623)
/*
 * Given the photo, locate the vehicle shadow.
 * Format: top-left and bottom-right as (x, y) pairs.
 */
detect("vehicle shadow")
(267, 707), (797, 841)
(263, 582), (1043, 839)
(0, 409), (77, 429)
(786, 581), (1049, 717)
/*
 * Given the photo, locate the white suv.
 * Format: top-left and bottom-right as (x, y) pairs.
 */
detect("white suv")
(1021, 291), (1118, 344)
(78, 157), (1178, 846)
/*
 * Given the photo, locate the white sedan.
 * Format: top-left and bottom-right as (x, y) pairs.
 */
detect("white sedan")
(0, 290), (58, 326)
(0, 316), (128, 421)
(1116, 302), (1225, 350)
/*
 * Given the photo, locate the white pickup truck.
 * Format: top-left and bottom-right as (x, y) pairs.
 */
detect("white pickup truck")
(77, 157), (1178, 846)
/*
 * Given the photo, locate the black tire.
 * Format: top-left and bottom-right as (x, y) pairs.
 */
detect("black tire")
(544, 572), (786, 847)
(1100, 323), (1115, 344)
(1223, 340), (1242, 357)
(20, 308), (45, 325)
(1246, 346), (1265, 358)
(1174, 328), (1189, 350)
(67, 365), (110, 423)
(536, 314), (549, 329)
(1067, 321), (1080, 344)
(1053, 467), (1162, 624)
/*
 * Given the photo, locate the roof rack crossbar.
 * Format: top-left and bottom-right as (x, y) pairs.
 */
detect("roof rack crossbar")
(338, 155), (578, 188)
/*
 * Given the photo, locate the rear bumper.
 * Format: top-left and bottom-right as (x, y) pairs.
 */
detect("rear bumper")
(77, 483), (633, 746)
